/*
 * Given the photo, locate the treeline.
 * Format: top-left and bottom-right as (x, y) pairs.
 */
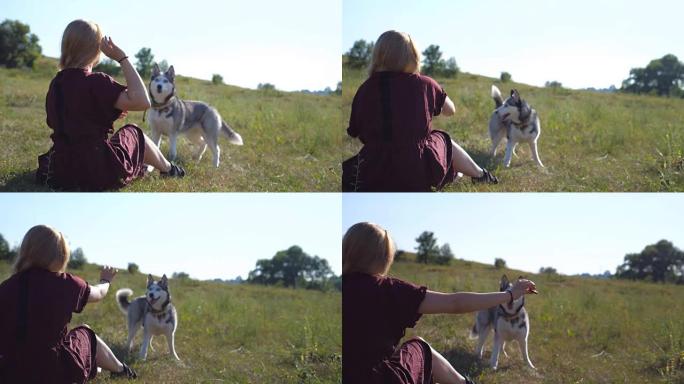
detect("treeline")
(344, 39), (460, 79)
(621, 54), (684, 98)
(247, 245), (340, 291)
(395, 231), (455, 266)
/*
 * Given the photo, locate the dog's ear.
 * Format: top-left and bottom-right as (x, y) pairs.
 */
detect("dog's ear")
(166, 65), (175, 82)
(160, 274), (168, 287)
(147, 274), (154, 286)
(152, 63), (161, 79)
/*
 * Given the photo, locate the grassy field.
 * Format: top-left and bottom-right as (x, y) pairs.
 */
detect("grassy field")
(387, 254), (684, 383)
(343, 67), (684, 191)
(0, 57), (343, 191)
(0, 262), (341, 383)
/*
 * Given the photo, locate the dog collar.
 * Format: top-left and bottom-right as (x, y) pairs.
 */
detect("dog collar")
(150, 91), (176, 110)
(147, 296), (171, 314)
(498, 296), (525, 318)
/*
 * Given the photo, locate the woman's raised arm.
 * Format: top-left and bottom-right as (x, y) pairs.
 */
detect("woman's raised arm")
(418, 278), (536, 314)
(100, 36), (151, 111)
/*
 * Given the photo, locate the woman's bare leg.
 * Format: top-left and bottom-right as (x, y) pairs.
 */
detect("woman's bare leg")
(451, 140), (484, 178)
(95, 334), (124, 373)
(431, 344), (467, 384)
(143, 134), (172, 172)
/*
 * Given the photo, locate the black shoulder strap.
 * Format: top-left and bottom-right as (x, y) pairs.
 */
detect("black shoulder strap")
(16, 272), (29, 343)
(379, 72), (392, 142)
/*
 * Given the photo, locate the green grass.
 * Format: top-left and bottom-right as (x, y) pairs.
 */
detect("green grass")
(0, 57), (343, 191)
(343, 67), (684, 191)
(388, 254), (684, 383)
(0, 262), (341, 383)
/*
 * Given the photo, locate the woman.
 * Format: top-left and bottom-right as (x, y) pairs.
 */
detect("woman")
(36, 19), (184, 191)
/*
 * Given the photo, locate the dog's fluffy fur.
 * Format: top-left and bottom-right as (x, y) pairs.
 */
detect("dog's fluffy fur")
(116, 274), (180, 360)
(488, 85), (544, 167)
(146, 63), (243, 168)
(469, 275), (535, 370)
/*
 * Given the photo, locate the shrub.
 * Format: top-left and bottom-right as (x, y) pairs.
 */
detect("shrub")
(93, 58), (121, 76)
(212, 74), (223, 85)
(494, 258), (507, 269)
(127, 263), (139, 274)
(0, 19), (42, 68)
(501, 72), (512, 83)
(68, 248), (87, 269)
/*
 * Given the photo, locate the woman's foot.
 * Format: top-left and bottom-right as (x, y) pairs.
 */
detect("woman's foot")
(471, 168), (498, 184)
(110, 362), (137, 379)
(160, 163), (186, 178)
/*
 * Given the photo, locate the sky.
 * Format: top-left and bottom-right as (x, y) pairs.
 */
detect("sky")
(0, 0), (341, 91)
(343, 0), (684, 89)
(342, 193), (684, 276)
(0, 193), (342, 280)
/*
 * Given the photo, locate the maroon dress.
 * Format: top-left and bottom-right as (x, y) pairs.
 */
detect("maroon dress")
(343, 272), (432, 384)
(343, 72), (457, 192)
(36, 68), (146, 191)
(0, 268), (97, 384)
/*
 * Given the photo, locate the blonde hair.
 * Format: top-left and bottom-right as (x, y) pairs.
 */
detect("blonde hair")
(343, 222), (396, 276)
(368, 30), (421, 77)
(60, 19), (102, 69)
(13, 225), (70, 274)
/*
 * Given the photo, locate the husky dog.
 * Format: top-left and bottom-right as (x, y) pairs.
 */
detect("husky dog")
(116, 274), (180, 360)
(146, 63), (243, 168)
(469, 275), (535, 370)
(489, 85), (544, 167)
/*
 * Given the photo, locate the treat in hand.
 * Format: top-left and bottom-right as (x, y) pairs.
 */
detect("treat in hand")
(99, 265), (118, 283)
(100, 36), (126, 62)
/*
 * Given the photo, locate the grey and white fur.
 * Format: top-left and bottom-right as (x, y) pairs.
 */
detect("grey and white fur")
(146, 63), (243, 168)
(469, 275), (535, 370)
(116, 274), (180, 360)
(489, 85), (544, 167)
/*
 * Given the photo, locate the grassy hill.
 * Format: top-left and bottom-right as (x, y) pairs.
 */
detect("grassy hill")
(0, 262), (341, 383)
(387, 254), (684, 383)
(0, 57), (343, 191)
(343, 67), (684, 191)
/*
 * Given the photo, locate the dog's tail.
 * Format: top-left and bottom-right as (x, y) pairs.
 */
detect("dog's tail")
(221, 121), (244, 146)
(116, 288), (133, 315)
(469, 323), (479, 339)
(491, 85), (503, 108)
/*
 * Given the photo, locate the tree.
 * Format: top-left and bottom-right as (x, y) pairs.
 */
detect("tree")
(539, 266), (557, 274)
(434, 243), (454, 265)
(127, 262), (139, 274)
(158, 59), (169, 73)
(212, 74), (223, 85)
(68, 247), (87, 269)
(494, 258), (507, 269)
(0, 233), (11, 261)
(616, 240), (684, 284)
(334, 81), (342, 95)
(257, 83), (276, 91)
(415, 231), (439, 264)
(442, 57), (460, 78)
(134, 48), (155, 78)
(93, 58), (121, 76)
(248, 246), (336, 290)
(172, 272), (190, 279)
(501, 72), (512, 83)
(422, 45), (445, 76)
(622, 54), (684, 97)
(0, 19), (42, 68)
(394, 250), (405, 262)
(545, 81), (563, 89)
(344, 39), (374, 69)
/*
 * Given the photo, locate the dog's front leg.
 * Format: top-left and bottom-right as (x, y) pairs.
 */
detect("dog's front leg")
(529, 140), (544, 167)
(139, 329), (152, 360)
(490, 332), (502, 370)
(167, 331), (180, 360)
(475, 325), (489, 359)
(519, 337), (536, 369)
(168, 133), (178, 161)
(503, 141), (517, 167)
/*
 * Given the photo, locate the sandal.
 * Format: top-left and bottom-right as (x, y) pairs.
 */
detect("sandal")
(160, 163), (186, 178)
(471, 168), (498, 184)
(110, 362), (137, 379)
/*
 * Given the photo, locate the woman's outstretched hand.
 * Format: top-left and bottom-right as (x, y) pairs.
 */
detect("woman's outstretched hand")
(99, 265), (118, 283)
(511, 278), (537, 299)
(100, 36), (126, 62)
